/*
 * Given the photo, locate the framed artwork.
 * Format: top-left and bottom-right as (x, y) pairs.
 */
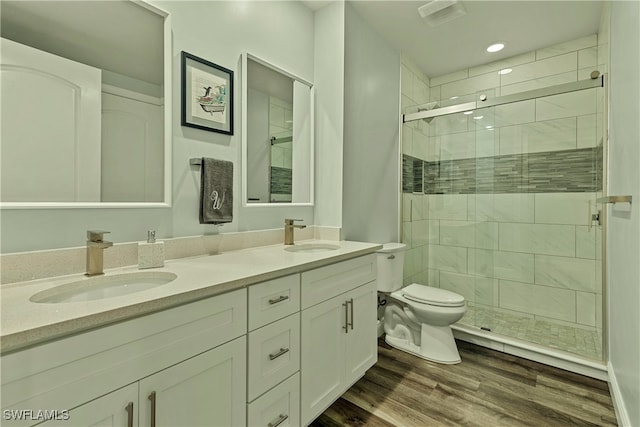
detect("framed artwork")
(181, 51), (234, 135)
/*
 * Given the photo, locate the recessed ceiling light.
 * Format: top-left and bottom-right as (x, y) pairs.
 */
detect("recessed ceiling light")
(498, 68), (512, 75)
(487, 43), (505, 53)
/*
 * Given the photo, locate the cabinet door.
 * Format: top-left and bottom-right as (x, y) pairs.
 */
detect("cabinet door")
(36, 383), (138, 427)
(344, 281), (378, 385)
(139, 337), (246, 427)
(300, 296), (345, 425)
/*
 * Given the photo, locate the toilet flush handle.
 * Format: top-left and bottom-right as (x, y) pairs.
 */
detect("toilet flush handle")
(387, 255), (395, 260)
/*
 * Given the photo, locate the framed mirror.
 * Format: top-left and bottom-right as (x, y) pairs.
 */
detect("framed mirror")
(0, 0), (172, 208)
(241, 53), (314, 206)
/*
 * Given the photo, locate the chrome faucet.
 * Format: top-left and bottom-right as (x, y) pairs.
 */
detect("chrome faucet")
(86, 230), (113, 276)
(284, 219), (306, 245)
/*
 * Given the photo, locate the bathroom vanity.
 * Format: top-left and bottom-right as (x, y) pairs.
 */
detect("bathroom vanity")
(0, 241), (380, 427)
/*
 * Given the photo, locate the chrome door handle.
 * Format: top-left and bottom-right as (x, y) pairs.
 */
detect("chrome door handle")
(348, 298), (354, 330)
(268, 295), (289, 305)
(125, 402), (134, 427)
(268, 347), (290, 360)
(148, 391), (156, 427)
(343, 301), (349, 334)
(268, 414), (289, 427)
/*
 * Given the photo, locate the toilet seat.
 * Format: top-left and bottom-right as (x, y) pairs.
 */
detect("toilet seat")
(401, 284), (465, 307)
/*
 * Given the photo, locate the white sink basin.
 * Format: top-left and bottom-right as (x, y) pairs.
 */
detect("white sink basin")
(30, 271), (177, 304)
(284, 243), (340, 253)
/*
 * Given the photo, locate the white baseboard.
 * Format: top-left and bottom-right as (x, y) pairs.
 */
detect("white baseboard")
(608, 362), (632, 427)
(452, 324), (609, 381)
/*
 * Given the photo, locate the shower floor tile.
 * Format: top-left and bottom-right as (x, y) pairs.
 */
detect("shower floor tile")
(460, 305), (603, 361)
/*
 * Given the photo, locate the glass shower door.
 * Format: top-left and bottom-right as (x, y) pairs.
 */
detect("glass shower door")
(466, 87), (605, 361)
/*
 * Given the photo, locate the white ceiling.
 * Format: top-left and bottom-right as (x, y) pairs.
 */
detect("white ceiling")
(305, 0), (604, 78)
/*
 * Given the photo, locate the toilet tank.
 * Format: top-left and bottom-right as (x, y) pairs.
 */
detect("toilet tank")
(376, 243), (406, 292)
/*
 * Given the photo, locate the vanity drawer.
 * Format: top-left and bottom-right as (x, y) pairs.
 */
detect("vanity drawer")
(247, 373), (300, 427)
(248, 274), (300, 331)
(248, 313), (300, 401)
(301, 254), (377, 309)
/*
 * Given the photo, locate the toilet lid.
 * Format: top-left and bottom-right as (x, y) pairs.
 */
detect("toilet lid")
(402, 284), (465, 307)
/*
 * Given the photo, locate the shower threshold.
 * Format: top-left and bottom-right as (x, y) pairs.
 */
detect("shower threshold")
(452, 323), (608, 381)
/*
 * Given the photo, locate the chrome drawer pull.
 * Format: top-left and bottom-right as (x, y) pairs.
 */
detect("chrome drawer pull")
(268, 295), (289, 305)
(269, 347), (290, 360)
(268, 413), (289, 427)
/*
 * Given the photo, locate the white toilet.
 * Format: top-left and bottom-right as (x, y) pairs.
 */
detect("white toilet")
(377, 243), (467, 364)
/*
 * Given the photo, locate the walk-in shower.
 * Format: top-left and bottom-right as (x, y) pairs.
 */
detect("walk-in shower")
(401, 69), (607, 363)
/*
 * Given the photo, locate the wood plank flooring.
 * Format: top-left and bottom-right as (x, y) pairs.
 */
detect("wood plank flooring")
(310, 339), (618, 427)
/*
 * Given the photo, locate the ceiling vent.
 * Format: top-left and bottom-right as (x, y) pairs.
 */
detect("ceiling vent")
(418, 0), (467, 27)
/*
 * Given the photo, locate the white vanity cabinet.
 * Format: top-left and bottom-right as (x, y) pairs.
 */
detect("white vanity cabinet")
(1, 289), (247, 427)
(1, 248), (381, 427)
(300, 255), (378, 425)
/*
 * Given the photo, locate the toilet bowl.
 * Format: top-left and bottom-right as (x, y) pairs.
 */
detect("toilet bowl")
(376, 243), (467, 364)
(385, 284), (466, 364)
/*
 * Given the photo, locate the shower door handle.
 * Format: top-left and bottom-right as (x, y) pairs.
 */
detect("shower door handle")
(588, 201), (602, 231)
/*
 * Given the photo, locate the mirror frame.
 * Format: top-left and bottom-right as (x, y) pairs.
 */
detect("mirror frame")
(241, 52), (315, 208)
(0, 0), (172, 209)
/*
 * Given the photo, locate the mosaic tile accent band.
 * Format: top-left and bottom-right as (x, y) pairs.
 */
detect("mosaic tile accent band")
(270, 167), (292, 195)
(402, 157), (424, 193)
(403, 147), (603, 194)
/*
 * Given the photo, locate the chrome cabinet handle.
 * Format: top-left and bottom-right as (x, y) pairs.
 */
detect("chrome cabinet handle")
(268, 413), (289, 427)
(268, 295), (289, 305)
(148, 391), (156, 427)
(343, 301), (349, 334)
(125, 402), (134, 427)
(268, 347), (290, 360)
(348, 298), (354, 330)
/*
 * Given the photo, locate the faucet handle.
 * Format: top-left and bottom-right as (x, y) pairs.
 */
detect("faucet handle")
(87, 230), (110, 242)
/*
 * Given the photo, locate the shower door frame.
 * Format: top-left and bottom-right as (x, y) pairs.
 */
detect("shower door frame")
(404, 75), (604, 123)
(401, 74), (609, 363)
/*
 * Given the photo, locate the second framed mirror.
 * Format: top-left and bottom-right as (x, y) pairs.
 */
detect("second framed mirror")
(241, 52), (314, 206)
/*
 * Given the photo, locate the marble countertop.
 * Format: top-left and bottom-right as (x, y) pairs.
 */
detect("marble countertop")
(1, 240), (381, 354)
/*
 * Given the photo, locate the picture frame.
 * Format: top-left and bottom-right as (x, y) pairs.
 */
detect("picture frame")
(181, 51), (234, 135)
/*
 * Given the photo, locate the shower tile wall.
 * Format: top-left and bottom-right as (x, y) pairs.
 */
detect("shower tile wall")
(401, 36), (605, 359)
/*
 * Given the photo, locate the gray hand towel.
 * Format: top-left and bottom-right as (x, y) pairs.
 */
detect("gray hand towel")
(199, 158), (233, 224)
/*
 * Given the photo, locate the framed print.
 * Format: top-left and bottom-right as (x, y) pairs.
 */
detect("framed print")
(181, 51), (234, 135)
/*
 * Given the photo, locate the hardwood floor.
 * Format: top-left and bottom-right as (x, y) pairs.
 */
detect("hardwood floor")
(310, 339), (618, 427)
